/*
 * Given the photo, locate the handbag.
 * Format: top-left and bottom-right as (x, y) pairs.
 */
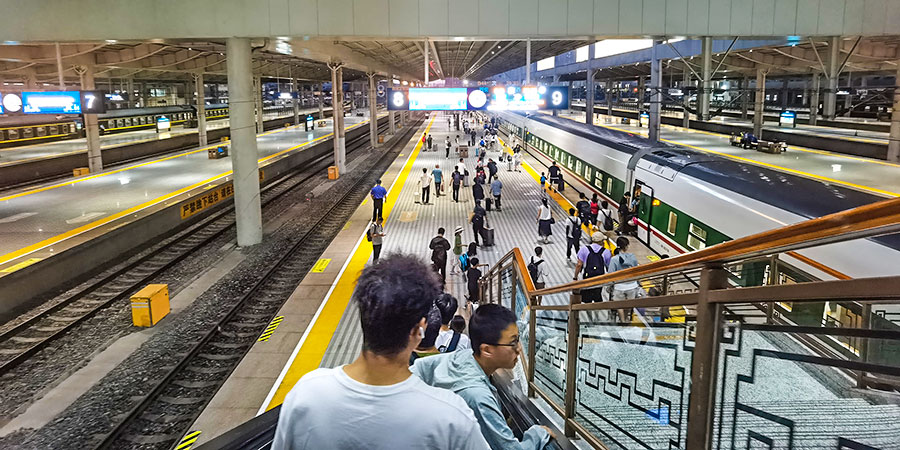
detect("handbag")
(550, 217), (556, 224)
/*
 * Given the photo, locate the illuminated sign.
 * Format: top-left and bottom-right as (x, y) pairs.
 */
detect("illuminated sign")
(387, 89), (409, 110)
(639, 111), (649, 127)
(81, 90), (107, 114)
(487, 85), (569, 111)
(409, 88), (467, 110)
(22, 91), (82, 114)
(156, 117), (171, 131)
(467, 87), (489, 110)
(779, 111), (796, 127)
(387, 86), (568, 111)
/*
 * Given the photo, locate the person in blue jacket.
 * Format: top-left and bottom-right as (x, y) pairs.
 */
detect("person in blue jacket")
(412, 304), (554, 450)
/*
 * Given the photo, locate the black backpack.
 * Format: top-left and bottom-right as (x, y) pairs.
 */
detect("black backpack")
(602, 210), (614, 231)
(583, 246), (605, 278)
(366, 224), (373, 242)
(527, 257), (543, 282)
(568, 216), (582, 239)
(438, 332), (462, 353)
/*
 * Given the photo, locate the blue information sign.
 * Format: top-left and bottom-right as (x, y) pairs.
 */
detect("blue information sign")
(22, 91), (82, 114)
(779, 111), (796, 127)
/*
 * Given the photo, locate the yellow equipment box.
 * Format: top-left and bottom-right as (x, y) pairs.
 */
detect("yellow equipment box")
(131, 284), (170, 327)
(73, 167), (90, 177)
(328, 165), (339, 180)
(378, 135), (385, 144)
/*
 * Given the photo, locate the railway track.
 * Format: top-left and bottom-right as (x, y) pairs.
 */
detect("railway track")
(95, 116), (421, 449)
(0, 121), (389, 377)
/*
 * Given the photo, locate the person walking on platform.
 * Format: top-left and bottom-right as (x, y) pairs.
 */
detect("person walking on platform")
(433, 164), (443, 198)
(430, 227), (452, 285)
(418, 168), (433, 205)
(617, 192), (632, 235)
(487, 159), (498, 180)
(472, 177), (485, 206)
(451, 226), (464, 274)
(565, 208), (582, 261)
(368, 217), (385, 263)
(370, 179), (387, 222)
(471, 201), (487, 246)
(490, 176), (503, 211)
(589, 194), (600, 231)
(513, 149), (523, 173)
(451, 169), (463, 203)
(548, 162), (561, 193)
(456, 158), (468, 188)
(272, 254), (490, 450)
(599, 200), (616, 232)
(427, 133), (433, 151)
(608, 236), (644, 323)
(537, 198), (553, 244)
(470, 129), (477, 147)
(574, 232), (612, 306)
(445, 136), (451, 158)
(576, 194), (592, 235)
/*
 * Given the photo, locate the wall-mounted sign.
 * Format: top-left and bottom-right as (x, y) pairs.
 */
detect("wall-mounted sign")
(80, 90), (107, 114)
(779, 111), (796, 128)
(22, 91), (82, 114)
(156, 116), (171, 131)
(639, 111), (650, 127)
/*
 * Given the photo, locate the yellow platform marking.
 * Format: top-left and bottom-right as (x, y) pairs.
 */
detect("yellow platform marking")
(0, 258), (42, 273)
(176, 430), (202, 450)
(0, 120), (373, 270)
(578, 116), (899, 198)
(311, 259), (331, 273)
(342, 221), (352, 231)
(647, 255), (660, 262)
(258, 316), (285, 342)
(263, 115), (434, 412)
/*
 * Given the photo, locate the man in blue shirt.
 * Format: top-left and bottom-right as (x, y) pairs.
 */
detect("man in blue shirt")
(432, 164), (443, 198)
(370, 179), (387, 222)
(490, 176), (503, 211)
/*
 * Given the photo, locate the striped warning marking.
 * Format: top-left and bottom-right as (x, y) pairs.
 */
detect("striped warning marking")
(176, 430), (201, 450)
(258, 316), (284, 342)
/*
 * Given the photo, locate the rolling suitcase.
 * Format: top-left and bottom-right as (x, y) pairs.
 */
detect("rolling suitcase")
(485, 197), (492, 211)
(480, 227), (495, 247)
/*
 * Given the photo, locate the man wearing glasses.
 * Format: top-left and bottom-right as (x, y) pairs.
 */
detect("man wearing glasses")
(412, 304), (554, 449)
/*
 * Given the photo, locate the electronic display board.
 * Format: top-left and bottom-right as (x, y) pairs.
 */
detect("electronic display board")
(22, 91), (82, 114)
(81, 90), (107, 114)
(387, 85), (568, 111)
(409, 88), (468, 110)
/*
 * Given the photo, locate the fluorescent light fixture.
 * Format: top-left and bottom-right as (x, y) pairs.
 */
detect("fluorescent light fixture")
(536, 57), (554, 71)
(454, 37), (465, 41)
(593, 38), (684, 59)
(575, 45), (590, 62)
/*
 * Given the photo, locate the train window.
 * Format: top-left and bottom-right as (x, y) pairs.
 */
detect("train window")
(583, 163), (591, 180)
(575, 160), (582, 174)
(23, 128), (33, 138)
(667, 212), (677, 235)
(49, 125), (58, 135)
(37, 127), (47, 137)
(687, 223), (707, 250)
(606, 176), (613, 194)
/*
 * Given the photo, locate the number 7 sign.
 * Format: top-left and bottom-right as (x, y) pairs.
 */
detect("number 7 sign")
(80, 90), (107, 114)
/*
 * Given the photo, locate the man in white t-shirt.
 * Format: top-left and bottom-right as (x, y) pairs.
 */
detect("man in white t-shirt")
(433, 293), (471, 352)
(272, 254), (489, 450)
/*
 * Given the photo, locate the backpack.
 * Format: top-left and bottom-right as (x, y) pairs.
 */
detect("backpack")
(602, 210), (614, 231)
(459, 253), (470, 272)
(568, 217), (582, 239)
(366, 224), (374, 242)
(439, 332), (462, 353)
(527, 257), (543, 283)
(583, 246), (605, 278)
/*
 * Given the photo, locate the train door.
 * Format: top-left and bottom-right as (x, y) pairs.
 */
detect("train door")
(634, 181), (654, 247)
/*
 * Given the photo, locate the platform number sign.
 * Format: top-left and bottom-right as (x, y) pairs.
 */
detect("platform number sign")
(80, 90), (107, 114)
(376, 84), (386, 98)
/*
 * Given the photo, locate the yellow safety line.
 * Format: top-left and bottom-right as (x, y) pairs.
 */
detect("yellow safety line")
(264, 115), (434, 411)
(587, 120), (899, 198)
(0, 118), (367, 268)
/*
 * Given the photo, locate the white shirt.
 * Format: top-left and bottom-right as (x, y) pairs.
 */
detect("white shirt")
(539, 204), (552, 220)
(435, 328), (471, 352)
(419, 173), (433, 187)
(456, 162), (467, 174)
(273, 367), (489, 450)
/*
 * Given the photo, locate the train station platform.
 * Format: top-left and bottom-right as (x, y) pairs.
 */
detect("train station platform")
(0, 110), (384, 318)
(187, 112), (658, 446)
(0, 108), (311, 168)
(555, 109), (900, 198)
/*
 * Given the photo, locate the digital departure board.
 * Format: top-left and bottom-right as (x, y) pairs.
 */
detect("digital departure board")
(387, 85), (568, 111)
(22, 91), (83, 114)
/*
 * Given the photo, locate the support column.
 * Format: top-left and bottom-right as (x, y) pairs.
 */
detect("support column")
(368, 73), (377, 148)
(55, 42), (65, 89)
(194, 72), (207, 147)
(525, 38), (532, 85)
(648, 40), (662, 143)
(318, 82), (325, 119)
(254, 76), (264, 132)
(585, 69), (595, 126)
(823, 36), (840, 120)
(424, 39), (430, 84)
(127, 78), (135, 108)
(637, 75), (646, 111)
(810, 73), (821, 126)
(78, 65), (103, 173)
(740, 75), (749, 120)
(291, 78), (300, 125)
(330, 64), (347, 174)
(781, 78), (789, 110)
(682, 67), (691, 128)
(754, 67), (768, 138)
(699, 36), (712, 121)
(226, 38), (263, 247)
(607, 78), (613, 119)
(553, 74), (560, 117)
(888, 62), (900, 162)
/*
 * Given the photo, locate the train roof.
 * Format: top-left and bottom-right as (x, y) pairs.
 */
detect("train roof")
(99, 105), (194, 119)
(521, 112), (900, 251)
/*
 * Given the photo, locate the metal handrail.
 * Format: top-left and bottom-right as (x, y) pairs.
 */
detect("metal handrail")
(476, 196), (900, 449)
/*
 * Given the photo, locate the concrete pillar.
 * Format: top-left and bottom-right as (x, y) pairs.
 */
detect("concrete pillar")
(638, 75), (646, 111)
(525, 38), (532, 85)
(127, 78), (135, 108)
(318, 82), (325, 119)
(888, 62), (900, 162)
(606, 78), (613, 119)
(823, 36), (840, 120)
(424, 39), (429, 84)
(389, 111), (396, 134)
(781, 78), (789, 110)
(331, 65), (347, 174)
(699, 37), (712, 121)
(226, 37), (263, 247)
(291, 78), (300, 125)
(739, 76), (749, 120)
(79, 65), (103, 173)
(195, 72), (207, 147)
(552, 74), (560, 117)
(368, 73), (377, 148)
(585, 69), (595, 125)
(24, 69), (37, 89)
(683, 68), (691, 128)
(55, 42), (65, 90)
(254, 76), (264, 132)
(810, 73), (821, 126)
(648, 40), (662, 143)
(754, 67), (768, 138)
